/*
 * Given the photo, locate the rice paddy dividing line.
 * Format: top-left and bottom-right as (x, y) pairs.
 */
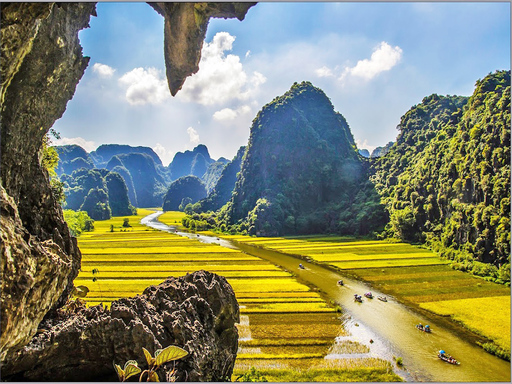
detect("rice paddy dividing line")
(81, 246), (241, 254)
(329, 258), (448, 269)
(80, 265), (282, 273)
(75, 271), (291, 279)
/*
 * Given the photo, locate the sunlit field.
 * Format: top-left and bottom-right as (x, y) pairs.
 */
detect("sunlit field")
(420, 296), (511, 351)
(224, 235), (511, 359)
(75, 211), (401, 381)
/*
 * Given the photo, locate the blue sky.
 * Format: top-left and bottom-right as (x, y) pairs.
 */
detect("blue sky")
(53, 1), (511, 165)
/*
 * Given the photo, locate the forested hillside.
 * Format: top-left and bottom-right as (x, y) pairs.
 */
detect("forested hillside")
(190, 146), (246, 213)
(185, 82), (387, 236)
(372, 70), (510, 280)
(61, 168), (135, 219)
(54, 145), (95, 175)
(106, 153), (168, 207)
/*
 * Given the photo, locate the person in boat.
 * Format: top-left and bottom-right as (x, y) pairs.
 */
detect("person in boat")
(425, 324), (431, 332)
(299, 263), (305, 269)
(337, 279), (344, 286)
(417, 323), (423, 330)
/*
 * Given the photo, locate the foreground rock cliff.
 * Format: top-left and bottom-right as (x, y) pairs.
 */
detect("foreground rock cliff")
(2, 271), (240, 381)
(0, 1), (253, 376)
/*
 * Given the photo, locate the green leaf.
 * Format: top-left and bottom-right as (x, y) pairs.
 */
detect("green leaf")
(114, 364), (125, 381)
(148, 371), (160, 382)
(155, 345), (188, 366)
(123, 360), (138, 370)
(142, 347), (155, 366)
(123, 362), (141, 380)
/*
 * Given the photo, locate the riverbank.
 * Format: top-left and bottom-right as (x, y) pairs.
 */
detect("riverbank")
(222, 234), (511, 362)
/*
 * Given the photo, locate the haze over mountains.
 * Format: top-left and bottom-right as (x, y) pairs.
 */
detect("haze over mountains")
(54, 70), (510, 278)
(54, 142), (239, 217)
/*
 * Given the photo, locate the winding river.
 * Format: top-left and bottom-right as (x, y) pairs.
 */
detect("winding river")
(141, 212), (511, 382)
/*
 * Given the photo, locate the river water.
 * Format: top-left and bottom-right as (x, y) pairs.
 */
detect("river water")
(141, 212), (511, 382)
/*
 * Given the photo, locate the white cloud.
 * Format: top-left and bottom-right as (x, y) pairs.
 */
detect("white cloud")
(355, 138), (376, 153)
(153, 143), (175, 165)
(245, 50), (251, 58)
(213, 105), (252, 122)
(315, 66), (334, 78)
(178, 32), (266, 105)
(340, 42), (402, 82)
(118, 67), (170, 105)
(187, 127), (200, 145)
(54, 137), (97, 152)
(92, 63), (115, 78)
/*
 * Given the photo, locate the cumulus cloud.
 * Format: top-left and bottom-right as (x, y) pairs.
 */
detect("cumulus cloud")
(92, 63), (115, 78)
(213, 105), (252, 122)
(315, 66), (334, 78)
(340, 42), (402, 82)
(178, 32), (266, 105)
(187, 127), (200, 145)
(118, 67), (170, 105)
(54, 137), (97, 152)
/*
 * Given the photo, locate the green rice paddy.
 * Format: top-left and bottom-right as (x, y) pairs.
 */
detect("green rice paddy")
(75, 211), (400, 381)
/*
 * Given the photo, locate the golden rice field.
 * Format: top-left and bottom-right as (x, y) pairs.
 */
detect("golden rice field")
(75, 211), (401, 381)
(223, 234), (511, 358)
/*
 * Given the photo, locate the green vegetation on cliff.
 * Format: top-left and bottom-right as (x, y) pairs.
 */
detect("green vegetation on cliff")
(185, 82), (387, 236)
(162, 176), (207, 211)
(372, 70), (510, 282)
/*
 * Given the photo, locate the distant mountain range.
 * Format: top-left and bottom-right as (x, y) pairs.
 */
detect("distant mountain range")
(53, 143), (239, 211)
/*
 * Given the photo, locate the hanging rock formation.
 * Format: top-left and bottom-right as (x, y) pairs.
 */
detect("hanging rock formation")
(0, 0), (254, 372)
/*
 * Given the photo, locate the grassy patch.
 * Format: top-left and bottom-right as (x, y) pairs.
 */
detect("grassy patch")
(419, 296), (511, 352)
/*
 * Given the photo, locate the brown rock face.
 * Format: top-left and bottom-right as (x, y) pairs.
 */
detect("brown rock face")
(2, 271), (240, 382)
(0, 2), (96, 361)
(0, 0), (252, 373)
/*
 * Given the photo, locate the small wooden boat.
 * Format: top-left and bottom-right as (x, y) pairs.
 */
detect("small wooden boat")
(364, 292), (373, 299)
(354, 294), (363, 303)
(377, 296), (387, 302)
(438, 350), (460, 365)
(337, 280), (344, 286)
(299, 263), (305, 270)
(416, 324), (432, 333)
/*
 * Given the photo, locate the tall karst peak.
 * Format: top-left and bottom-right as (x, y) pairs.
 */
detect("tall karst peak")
(221, 81), (382, 236)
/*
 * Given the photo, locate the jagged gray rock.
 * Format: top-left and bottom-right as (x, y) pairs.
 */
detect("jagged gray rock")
(2, 271), (240, 382)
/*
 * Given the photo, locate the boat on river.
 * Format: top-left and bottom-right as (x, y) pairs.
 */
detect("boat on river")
(438, 350), (460, 365)
(416, 324), (432, 333)
(337, 279), (344, 286)
(364, 292), (373, 299)
(354, 294), (363, 303)
(299, 263), (305, 269)
(377, 296), (387, 302)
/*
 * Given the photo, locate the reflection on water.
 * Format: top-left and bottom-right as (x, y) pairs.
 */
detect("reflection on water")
(143, 212), (511, 382)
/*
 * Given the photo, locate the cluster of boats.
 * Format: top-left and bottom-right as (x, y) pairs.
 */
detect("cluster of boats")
(353, 292), (388, 302)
